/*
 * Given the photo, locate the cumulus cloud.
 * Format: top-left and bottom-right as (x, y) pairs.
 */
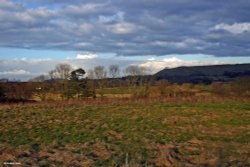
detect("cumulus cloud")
(212, 23), (250, 34)
(76, 53), (97, 59)
(139, 57), (226, 73)
(107, 22), (136, 34)
(151, 41), (187, 49)
(0, 69), (30, 75)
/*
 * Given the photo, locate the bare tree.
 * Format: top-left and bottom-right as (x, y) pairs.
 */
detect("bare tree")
(108, 64), (120, 87)
(124, 65), (152, 97)
(125, 65), (142, 76)
(48, 69), (58, 80)
(86, 69), (96, 98)
(109, 64), (120, 78)
(86, 69), (95, 79)
(139, 66), (151, 76)
(124, 65), (144, 86)
(94, 66), (107, 79)
(94, 66), (107, 98)
(55, 63), (73, 79)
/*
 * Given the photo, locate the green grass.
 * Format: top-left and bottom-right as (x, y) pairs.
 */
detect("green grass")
(0, 99), (250, 165)
(1, 100), (250, 145)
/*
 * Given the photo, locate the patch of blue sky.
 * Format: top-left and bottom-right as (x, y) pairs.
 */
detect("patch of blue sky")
(0, 47), (77, 60)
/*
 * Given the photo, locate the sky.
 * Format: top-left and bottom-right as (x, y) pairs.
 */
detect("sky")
(0, 0), (250, 80)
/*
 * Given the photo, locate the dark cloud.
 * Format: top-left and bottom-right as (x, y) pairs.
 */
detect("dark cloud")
(0, 0), (250, 57)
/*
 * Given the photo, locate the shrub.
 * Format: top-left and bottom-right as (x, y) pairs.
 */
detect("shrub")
(156, 80), (170, 97)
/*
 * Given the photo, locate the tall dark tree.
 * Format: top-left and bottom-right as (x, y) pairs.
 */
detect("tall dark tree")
(67, 68), (95, 99)
(70, 68), (86, 81)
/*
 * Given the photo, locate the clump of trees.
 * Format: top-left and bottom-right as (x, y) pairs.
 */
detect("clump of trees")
(0, 82), (36, 103)
(124, 65), (152, 97)
(63, 68), (96, 99)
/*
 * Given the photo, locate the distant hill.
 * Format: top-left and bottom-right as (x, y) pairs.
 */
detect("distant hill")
(154, 63), (250, 84)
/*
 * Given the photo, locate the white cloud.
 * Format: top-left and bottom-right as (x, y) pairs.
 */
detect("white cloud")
(212, 22), (250, 34)
(148, 57), (156, 61)
(150, 38), (202, 49)
(163, 57), (183, 64)
(150, 41), (187, 49)
(108, 22), (136, 34)
(76, 53), (97, 59)
(0, 69), (30, 75)
(139, 57), (226, 73)
(18, 57), (52, 63)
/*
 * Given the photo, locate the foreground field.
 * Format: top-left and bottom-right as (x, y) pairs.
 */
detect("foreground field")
(0, 99), (250, 166)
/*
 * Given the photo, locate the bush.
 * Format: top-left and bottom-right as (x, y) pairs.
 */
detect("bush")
(133, 85), (151, 98)
(156, 80), (170, 97)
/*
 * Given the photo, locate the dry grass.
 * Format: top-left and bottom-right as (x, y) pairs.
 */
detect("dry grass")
(0, 98), (250, 166)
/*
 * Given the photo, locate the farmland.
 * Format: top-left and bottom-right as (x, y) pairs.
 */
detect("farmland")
(1, 0), (250, 166)
(1, 98), (250, 166)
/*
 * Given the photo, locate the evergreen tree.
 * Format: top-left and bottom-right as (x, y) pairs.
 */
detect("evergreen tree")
(69, 68), (95, 98)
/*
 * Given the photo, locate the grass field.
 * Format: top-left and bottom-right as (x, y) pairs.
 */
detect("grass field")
(0, 98), (250, 166)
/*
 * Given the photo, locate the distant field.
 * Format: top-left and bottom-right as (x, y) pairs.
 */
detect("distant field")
(0, 99), (250, 166)
(95, 87), (130, 95)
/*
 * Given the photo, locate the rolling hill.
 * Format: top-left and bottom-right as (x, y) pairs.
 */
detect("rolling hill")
(154, 63), (250, 84)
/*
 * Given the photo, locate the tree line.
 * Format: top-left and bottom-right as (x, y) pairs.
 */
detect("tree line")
(31, 63), (149, 81)
(0, 63), (151, 102)
(1, 63), (250, 103)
